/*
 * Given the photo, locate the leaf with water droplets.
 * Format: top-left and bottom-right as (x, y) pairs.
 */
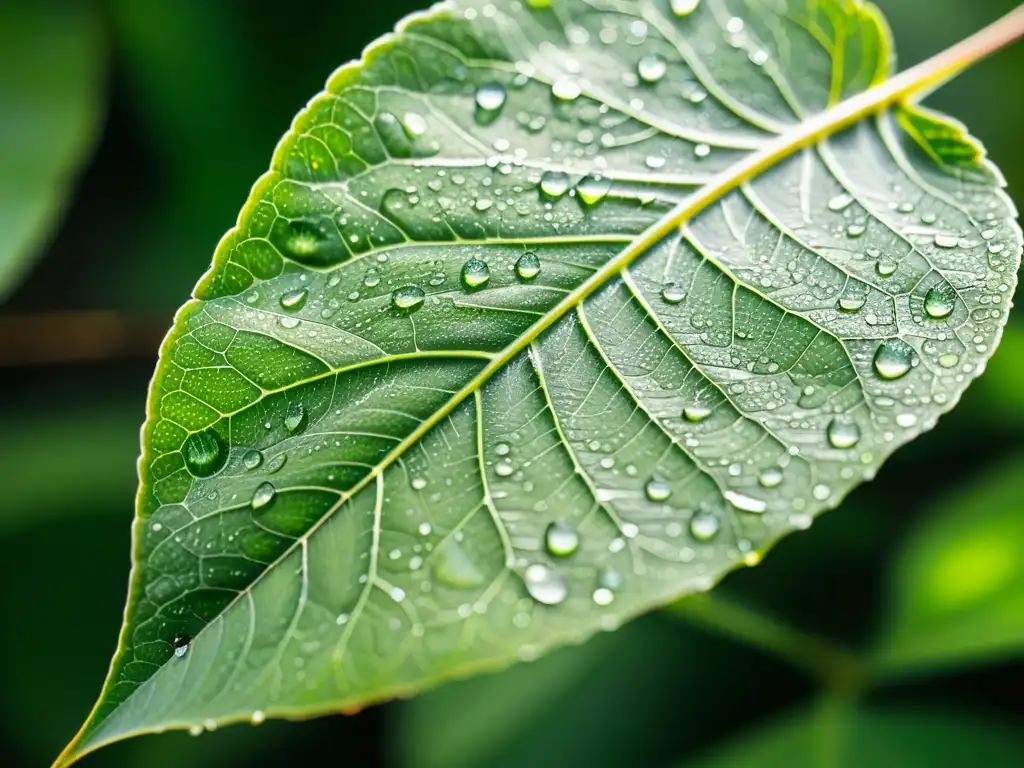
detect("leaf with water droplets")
(62, 0), (1021, 762)
(0, 0), (104, 300)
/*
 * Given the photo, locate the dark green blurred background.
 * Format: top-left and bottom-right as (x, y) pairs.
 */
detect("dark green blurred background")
(1, 1), (1023, 766)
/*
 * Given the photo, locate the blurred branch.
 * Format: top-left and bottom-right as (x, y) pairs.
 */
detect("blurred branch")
(0, 311), (170, 366)
(667, 594), (864, 692)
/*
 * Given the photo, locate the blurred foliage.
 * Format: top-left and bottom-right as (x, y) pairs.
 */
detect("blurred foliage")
(0, 0), (1022, 766)
(0, 0), (104, 299)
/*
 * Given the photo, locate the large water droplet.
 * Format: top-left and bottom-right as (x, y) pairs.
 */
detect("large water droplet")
(172, 634), (191, 658)
(515, 251), (541, 280)
(662, 284), (686, 304)
(279, 288), (308, 311)
(474, 82), (507, 123)
(252, 482), (277, 511)
(689, 511), (720, 541)
(924, 285), (955, 319)
(683, 404), (712, 422)
(827, 417), (861, 449)
(461, 258), (491, 289)
(242, 449), (263, 471)
(575, 174), (611, 205)
(284, 402), (308, 435)
(724, 490), (767, 513)
(758, 466), (783, 488)
(645, 478), (671, 502)
(873, 339), (914, 380)
(523, 563), (568, 605)
(433, 540), (485, 589)
(392, 285), (425, 312)
(539, 170), (570, 199)
(545, 521), (580, 557)
(184, 430), (227, 478)
(670, 0), (701, 16)
(637, 54), (667, 83)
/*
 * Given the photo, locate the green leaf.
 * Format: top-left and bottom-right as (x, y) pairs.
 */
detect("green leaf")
(62, 0), (1022, 761)
(873, 454), (1024, 677)
(689, 703), (1024, 767)
(0, 0), (105, 300)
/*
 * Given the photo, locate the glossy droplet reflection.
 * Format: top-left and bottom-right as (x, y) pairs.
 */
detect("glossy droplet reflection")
(539, 170), (569, 199)
(515, 251), (541, 280)
(637, 54), (667, 83)
(689, 511), (720, 541)
(758, 466), (783, 488)
(251, 482), (277, 511)
(827, 417), (861, 449)
(545, 521), (580, 557)
(284, 402), (308, 435)
(523, 563), (568, 605)
(172, 634), (190, 658)
(279, 288), (308, 311)
(242, 449), (263, 471)
(683, 404), (712, 422)
(924, 285), (955, 318)
(184, 430), (226, 478)
(873, 339), (914, 380)
(645, 478), (672, 502)
(461, 258), (491, 289)
(575, 175), (612, 205)
(670, 0), (701, 16)
(474, 82), (507, 118)
(392, 285), (425, 312)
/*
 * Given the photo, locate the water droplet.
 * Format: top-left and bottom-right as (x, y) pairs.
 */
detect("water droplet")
(242, 449), (263, 471)
(846, 223), (866, 238)
(265, 453), (287, 474)
(495, 441), (511, 456)
(551, 78), (582, 101)
(575, 174), (612, 205)
(392, 285), (425, 312)
(539, 170), (570, 199)
(523, 563), (568, 605)
(938, 353), (960, 368)
(670, 0), (701, 16)
(838, 291), (866, 312)
(434, 541), (485, 589)
(250, 711), (266, 726)
(251, 482), (276, 511)
(876, 260), (897, 277)
(645, 478), (672, 502)
(724, 490), (767, 513)
(924, 285), (955, 318)
(515, 251), (541, 280)
(172, 634), (190, 658)
(279, 288), (308, 311)
(758, 466), (783, 488)
(693, 143), (711, 158)
(637, 54), (667, 83)
(495, 460), (514, 477)
(662, 284), (686, 304)
(827, 417), (861, 449)
(873, 339), (914, 380)
(593, 587), (615, 606)
(813, 484), (831, 501)
(827, 193), (854, 212)
(683, 404), (712, 422)
(461, 258), (491, 289)
(284, 402), (308, 435)
(183, 430), (226, 478)
(689, 511), (720, 541)
(545, 521), (580, 557)
(474, 82), (507, 122)
(896, 413), (918, 428)
(934, 233), (959, 249)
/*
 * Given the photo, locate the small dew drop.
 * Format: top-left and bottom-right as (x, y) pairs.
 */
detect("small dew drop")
(392, 285), (425, 312)
(461, 258), (491, 289)
(172, 634), (190, 658)
(662, 284), (687, 304)
(551, 78), (582, 101)
(873, 339), (914, 380)
(523, 563), (568, 605)
(758, 466), (784, 488)
(670, 0), (701, 16)
(637, 54), (668, 83)
(689, 511), (720, 541)
(876, 259), (897, 277)
(251, 482), (277, 511)
(827, 417), (861, 449)
(933, 233), (959, 249)
(474, 82), (507, 117)
(683, 404), (712, 422)
(827, 193), (854, 212)
(515, 251), (541, 280)
(242, 449), (264, 471)
(284, 402), (308, 435)
(545, 521), (580, 557)
(251, 711), (266, 726)
(279, 288), (308, 311)
(645, 478), (672, 502)
(924, 285), (955, 319)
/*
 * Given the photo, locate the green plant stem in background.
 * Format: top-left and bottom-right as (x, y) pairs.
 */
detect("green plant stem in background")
(668, 596), (864, 693)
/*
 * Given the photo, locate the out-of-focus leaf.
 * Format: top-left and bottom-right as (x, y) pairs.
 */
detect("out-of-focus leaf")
(690, 703), (1024, 767)
(395, 614), (796, 768)
(873, 456), (1024, 677)
(973, 323), (1024, 422)
(0, 405), (139, 534)
(60, 0), (1022, 762)
(0, 0), (105, 300)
